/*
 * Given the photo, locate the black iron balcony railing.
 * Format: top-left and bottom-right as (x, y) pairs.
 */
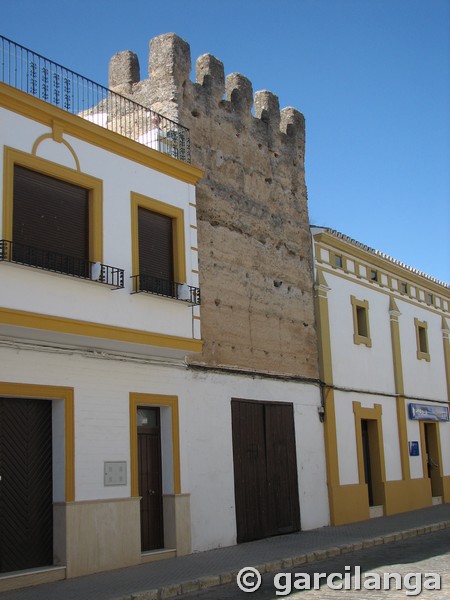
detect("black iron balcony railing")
(131, 274), (201, 305)
(0, 35), (190, 163)
(0, 240), (124, 289)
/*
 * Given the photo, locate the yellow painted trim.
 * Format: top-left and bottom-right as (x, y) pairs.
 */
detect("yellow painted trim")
(351, 295), (372, 347)
(419, 420), (445, 497)
(441, 318), (450, 401)
(313, 269), (342, 523)
(131, 192), (186, 284)
(129, 393), (181, 497)
(389, 297), (404, 395)
(0, 307), (203, 353)
(443, 476), (450, 503)
(313, 232), (450, 297)
(353, 402), (386, 506)
(388, 297), (410, 480)
(328, 483), (369, 525)
(419, 421), (428, 479)
(3, 147), (103, 262)
(0, 382), (75, 502)
(0, 83), (203, 185)
(414, 318), (430, 362)
(52, 121), (64, 143)
(320, 264), (449, 318)
(31, 132), (81, 172)
(383, 478), (431, 514)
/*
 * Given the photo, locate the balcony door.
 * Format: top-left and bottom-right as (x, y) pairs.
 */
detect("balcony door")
(13, 165), (89, 276)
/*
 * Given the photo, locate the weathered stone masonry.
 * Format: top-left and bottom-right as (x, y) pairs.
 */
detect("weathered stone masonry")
(109, 33), (318, 379)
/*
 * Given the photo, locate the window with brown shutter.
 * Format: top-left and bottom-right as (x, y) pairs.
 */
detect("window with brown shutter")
(13, 165), (89, 276)
(137, 207), (174, 296)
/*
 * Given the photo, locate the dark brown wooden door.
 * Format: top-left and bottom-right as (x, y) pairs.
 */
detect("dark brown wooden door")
(231, 399), (300, 543)
(137, 407), (164, 551)
(0, 398), (53, 573)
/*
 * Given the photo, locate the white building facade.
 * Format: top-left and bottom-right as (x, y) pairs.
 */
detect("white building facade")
(0, 39), (329, 589)
(312, 227), (450, 526)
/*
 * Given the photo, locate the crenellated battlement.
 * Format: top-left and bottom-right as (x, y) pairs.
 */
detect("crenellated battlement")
(109, 33), (305, 153)
(109, 33), (318, 378)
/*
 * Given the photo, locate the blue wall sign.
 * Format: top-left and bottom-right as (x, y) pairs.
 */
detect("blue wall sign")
(408, 403), (449, 422)
(408, 441), (419, 456)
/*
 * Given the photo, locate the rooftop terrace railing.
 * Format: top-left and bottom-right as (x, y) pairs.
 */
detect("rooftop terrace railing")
(0, 35), (190, 163)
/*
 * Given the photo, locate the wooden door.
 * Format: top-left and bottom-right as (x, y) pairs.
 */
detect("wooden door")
(231, 399), (300, 543)
(0, 398), (53, 573)
(137, 407), (164, 551)
(424, 423), (443, 497)
(265, 403), (301, 536)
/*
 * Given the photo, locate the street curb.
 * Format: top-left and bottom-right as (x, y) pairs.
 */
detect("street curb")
(116, 519), (450, 600)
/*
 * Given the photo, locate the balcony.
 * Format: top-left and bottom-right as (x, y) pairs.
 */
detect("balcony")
(0, 35), (191, 163)
(131, 274), (201, 305)
(0, 240), (124, 289)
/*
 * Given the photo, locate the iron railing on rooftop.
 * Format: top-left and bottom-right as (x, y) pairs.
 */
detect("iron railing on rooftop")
(0, 35), (191, 163)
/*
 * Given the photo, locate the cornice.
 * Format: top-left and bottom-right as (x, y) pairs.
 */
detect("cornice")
(0, 83), (204, 185)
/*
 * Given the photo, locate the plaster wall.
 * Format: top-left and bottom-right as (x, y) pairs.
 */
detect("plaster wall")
(0, 343), (329, 552)
(334, 391), (402, 485)
(325, 272), (396, 393)
(396, 298), (447, 401)
(0, 107), (199, 342)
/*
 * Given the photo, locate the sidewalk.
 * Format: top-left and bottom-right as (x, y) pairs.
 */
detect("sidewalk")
(1, 504), (450, 600)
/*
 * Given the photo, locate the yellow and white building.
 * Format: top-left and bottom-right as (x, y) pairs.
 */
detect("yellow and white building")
(312, 226), (450, 526)
(0, 38), (205, 587)
(0, 37), (331, 589)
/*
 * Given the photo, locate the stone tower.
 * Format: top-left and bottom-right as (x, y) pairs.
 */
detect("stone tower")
(109, 33), (318, 379)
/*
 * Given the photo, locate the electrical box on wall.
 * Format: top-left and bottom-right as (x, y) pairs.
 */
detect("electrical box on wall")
(104, 461), (127, 486)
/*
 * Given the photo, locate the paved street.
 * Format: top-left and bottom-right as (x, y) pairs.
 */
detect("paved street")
(1, 505), (449, 600)
(178, 529), (450, 599)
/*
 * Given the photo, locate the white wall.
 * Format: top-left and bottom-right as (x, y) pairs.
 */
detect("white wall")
(325, 271), (396, 394)
(0, 107), (199, 342)
(0, 343), (329, 552)
(396, 298), (448, 402)
(334, 390), (403, 485)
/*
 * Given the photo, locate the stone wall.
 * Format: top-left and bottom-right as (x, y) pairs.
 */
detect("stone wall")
(109, 33), (318, 378)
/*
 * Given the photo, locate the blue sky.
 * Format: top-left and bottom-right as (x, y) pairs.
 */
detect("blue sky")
(3, 0), (449, 282)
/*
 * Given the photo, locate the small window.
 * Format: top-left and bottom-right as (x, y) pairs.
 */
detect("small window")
(415, 318), (430, 361)
(401, 282), (408, 294)
(351, 296), (372, 347)
(356, 305), (368, 338)
(131, 193), (186, 298)
(370, 269), (378, 282)
(334, 254), (343, 268)
(427, 293), (434, 305)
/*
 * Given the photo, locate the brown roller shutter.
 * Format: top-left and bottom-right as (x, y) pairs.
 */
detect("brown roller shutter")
(138, 207), (174, 289)
(13, 165), (89, 274)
